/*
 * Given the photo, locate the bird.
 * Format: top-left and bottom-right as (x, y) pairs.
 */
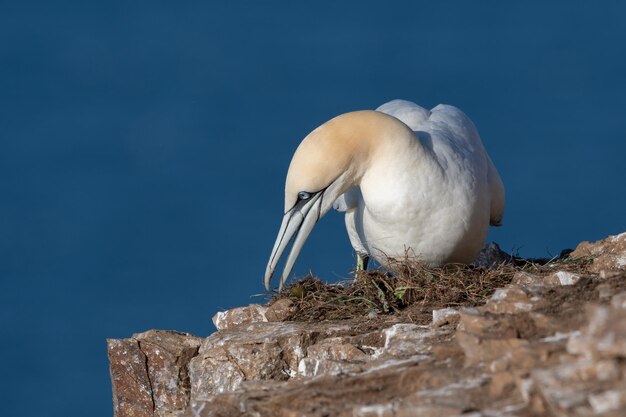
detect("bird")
(265, 99), (504, 291)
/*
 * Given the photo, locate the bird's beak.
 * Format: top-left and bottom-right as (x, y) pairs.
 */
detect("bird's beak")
(265, 191), (324, 291)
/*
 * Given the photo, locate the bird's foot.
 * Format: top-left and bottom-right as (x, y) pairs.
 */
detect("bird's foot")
(354, 252), (369, 280)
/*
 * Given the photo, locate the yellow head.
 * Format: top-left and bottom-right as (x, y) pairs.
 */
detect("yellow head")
(266, 110), (412, 290)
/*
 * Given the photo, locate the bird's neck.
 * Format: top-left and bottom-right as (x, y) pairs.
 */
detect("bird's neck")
(346, 114), (423, 186)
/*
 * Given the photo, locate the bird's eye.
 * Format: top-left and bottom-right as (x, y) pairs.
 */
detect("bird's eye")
(298, 191), (311, 200)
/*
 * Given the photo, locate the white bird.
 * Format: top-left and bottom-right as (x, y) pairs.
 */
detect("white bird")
(265, 99), (505, 290)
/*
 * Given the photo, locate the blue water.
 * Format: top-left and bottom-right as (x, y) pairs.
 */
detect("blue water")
(1, 1), (625, 415)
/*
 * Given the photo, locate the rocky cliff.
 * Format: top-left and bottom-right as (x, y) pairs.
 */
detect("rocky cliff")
(108, 232), (626, 417)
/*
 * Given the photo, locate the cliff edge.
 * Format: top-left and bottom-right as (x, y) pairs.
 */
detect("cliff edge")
(107, 232), (626, 417)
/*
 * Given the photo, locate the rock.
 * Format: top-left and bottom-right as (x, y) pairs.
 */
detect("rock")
(531, 359), (621, 414)
(567, 300), (626, 360)
(107, 339), (154, 417)
(353, 404), (395, 417)
(456, 331), (530, 368)
(212, 304), (268, 330)
(571, 232), (626, 273)
(543, 271), (582, 286)
(265, 298), (296, 322)
(403, 375), (488, 415)
(190, 325), (291, 399)
(529, 312), (560, 336)
(596, 283), (613, 301)
(108, 331), (202, 417)
(188, 321), (353, 399)
(298, 337), (368, 377)
(379, 323), (444, 357)
(535, 296), (626, 415)
(482, 285), (535, 314)
(458, 308), (556, 341)
(455, 309), (567, 372)
(472, 242), (512, 268)
(188, 321), (450, 403)
(488, 371), (517, 398)
(457, 308), (501, 336)
(588, 389), (626, 414)
(611, 292), (626, 309)
(107, 232), (626, 417)
(511, 271), (543, 286)
(347, 329), (387, 356)
(432, 308), (460, 327)
(133, 330), (202, 416)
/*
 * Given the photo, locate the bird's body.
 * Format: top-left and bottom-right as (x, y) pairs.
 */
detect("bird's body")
(265, 99), (504, 290)
(338, 100), (504, 265)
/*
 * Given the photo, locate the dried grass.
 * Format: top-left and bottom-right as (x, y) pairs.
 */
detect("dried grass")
(269, 254), (593, 323)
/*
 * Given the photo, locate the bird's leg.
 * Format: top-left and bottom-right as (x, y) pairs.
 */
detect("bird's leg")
(355, 252), (369, 275)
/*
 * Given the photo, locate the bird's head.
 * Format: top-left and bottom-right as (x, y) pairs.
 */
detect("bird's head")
(264, 110), (411, 290)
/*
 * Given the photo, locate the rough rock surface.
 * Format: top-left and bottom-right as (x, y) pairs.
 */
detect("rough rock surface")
(212, 304), (268, 330)
(107, 330), (202, 417)
(571, 231), (626, 273)
(108, 233), (626, 417)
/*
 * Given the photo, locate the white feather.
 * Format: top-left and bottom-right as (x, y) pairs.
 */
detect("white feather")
(343, 99), (505, 264)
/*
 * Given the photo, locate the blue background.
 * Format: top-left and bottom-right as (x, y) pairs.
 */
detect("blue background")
(1, 1), (625, 416)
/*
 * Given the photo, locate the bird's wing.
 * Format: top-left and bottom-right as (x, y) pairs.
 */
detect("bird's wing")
(487, 153), (505, 226)
(376, 99), (431, 131)
(342, 188), (369, 256)
(424, 104), (506, 226)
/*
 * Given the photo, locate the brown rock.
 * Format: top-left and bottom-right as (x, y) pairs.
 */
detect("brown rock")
(183, 399), (243, 417)
(277, 330), (319, 372)
(457, 308), (500, 336)
(529, 312), (559, 336)
(188, 347), (245, 400)
(212, 304), (267, 330)
(432, 308), (460, 327)
(456, 331), (529, 368)
(298, 337), (368, 377)
(511, 271), (544, 286)
(596, 283), (614, 301)
(108, 233), (626, 417)
(347, 330), (387, 356)
(297, 356), (361, 378)
(305, 337), (368, 362)
(532, 359), (622, 413)
(402, 374), (488, 415)
(190, 338), (285, 400)
(265, 298), (296, 322)
(396, 404), (464, 417)
(571, 231), (626, 273)
(380, 324), (445, 357)
(353, 404), (395, 417)
(133, 330), (202, 416)
(611, 292), (626, 309)
(458, 308), (551, 340)
(543, 271), (582, 286)
(567, 302), (626, 360)
(483, 285), (535, 314)
(489, 371), (517, 398)
(588, 389), (626, 414)
(188, 321), (354, 399)
(107, 338), (154, 417)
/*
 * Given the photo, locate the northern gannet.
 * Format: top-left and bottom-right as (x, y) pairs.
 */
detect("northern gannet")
(265, 99), (505, 290)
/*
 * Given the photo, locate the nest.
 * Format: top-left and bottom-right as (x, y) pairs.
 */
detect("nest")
(268, 254), (593, 323)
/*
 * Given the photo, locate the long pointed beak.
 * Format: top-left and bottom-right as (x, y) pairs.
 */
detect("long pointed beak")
(265, 192), (324, 291)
